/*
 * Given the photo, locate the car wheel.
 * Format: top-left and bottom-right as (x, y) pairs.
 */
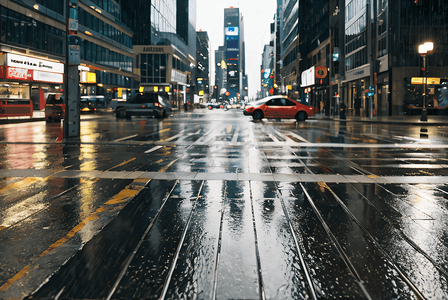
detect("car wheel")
(253, 110), (264, 120)
(295, 111), (307, 122)
(116, 108), (125, 118)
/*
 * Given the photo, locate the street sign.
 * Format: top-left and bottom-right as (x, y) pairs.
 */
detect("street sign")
(68, 35), (82, 65)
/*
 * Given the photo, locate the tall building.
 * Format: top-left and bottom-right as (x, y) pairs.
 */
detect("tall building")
(0, 1), (135, 110)
(121, 0), (197, 108)
(214, 46), (227, 101)
(260, 44), (274, 97)
(338, 0), (448, 117)
(223, 7), (245, 103)
(298, 1), (330, 111)
(279, 0), (299, 97)
(196, 31), (210, 100)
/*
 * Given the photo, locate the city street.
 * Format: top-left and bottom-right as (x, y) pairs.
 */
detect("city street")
(1, 109), (448, 299)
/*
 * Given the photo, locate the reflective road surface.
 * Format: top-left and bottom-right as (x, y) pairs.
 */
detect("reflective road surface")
(0, 109), (447, 299)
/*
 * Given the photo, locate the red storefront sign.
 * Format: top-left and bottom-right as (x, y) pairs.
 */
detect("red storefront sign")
(4, 66), (33, 81)
(0, 66), (63, 83)
(315, 66), (328, 79)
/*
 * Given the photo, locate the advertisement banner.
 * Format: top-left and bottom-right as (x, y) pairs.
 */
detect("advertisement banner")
(5, 53), (64, 73)
(34, 70), (64, 83)
(6, 67), (33, 81)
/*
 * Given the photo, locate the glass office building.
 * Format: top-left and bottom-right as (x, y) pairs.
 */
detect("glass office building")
(223, 7), (245, 103)
(340, 0), (448, 116)
(0, 1), (136, 110)
(122, 0), (197, 108)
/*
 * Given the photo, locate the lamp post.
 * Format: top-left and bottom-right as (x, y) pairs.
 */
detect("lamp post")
(418, 42), (433, 121)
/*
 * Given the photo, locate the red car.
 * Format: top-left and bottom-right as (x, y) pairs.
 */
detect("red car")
(243, 96), (315, 121)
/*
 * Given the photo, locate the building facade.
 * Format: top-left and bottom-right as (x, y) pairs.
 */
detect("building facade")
(260, 44), (274, 97)
(214, 46), (226, 101)
(196, 30), (210, 101)
(279, 0), (299, 98)
(223, 7), (245, 103)
(0, 0), (135, 112)
(122, 0), (197, 109)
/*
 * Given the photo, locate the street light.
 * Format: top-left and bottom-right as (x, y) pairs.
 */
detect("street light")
(418, 42), (433, 121)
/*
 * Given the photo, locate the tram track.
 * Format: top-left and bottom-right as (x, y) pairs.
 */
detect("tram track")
(254, 127), (425, 298)
(298, 147), (446, 299)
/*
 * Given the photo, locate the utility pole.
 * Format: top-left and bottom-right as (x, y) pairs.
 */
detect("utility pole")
(367, 0), (377, 119)
(64, 0), (81, 140)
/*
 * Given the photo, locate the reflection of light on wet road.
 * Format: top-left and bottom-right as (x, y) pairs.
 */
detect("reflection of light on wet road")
(0, 192), (47, 229)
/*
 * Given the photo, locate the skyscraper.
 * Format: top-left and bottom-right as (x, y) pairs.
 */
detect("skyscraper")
(196, 31), (210, 99)
(223, 7), (245, 102)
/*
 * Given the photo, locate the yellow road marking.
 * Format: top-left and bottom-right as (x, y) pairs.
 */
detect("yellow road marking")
(0, 265), (38, 292)
(159, 128), (170, 133)
(160, 158), (179, 173)
(0, 179), (147, 292)
(155, 159), (163, 164)
(367, 175), (378, 178)
(105, 189), (140, 205)
(0, 178), (42, 194)
(106, 158), (136, 172)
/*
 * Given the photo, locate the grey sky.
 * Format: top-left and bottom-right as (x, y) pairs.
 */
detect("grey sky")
(196, 0), (277, 99)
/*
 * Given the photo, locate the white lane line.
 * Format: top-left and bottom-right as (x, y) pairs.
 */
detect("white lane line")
(286, 131), (310, 143)
(144, 146), (163, 154)
(160, 130), (185, 142)
(113, 134), (138, 142)
(231, 126), (239, 143)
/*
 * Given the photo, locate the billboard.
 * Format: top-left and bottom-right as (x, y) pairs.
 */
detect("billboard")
(225, 27), (239, 36)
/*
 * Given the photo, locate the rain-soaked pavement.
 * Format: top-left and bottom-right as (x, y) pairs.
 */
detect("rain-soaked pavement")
(0, 109), (448, 299)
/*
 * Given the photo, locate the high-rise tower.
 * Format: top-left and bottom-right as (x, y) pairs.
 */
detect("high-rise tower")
(223, 7), (245, 102)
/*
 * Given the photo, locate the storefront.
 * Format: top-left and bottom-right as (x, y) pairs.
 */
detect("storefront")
(300, 66), (330, 113)
(0, 52), (64, 117)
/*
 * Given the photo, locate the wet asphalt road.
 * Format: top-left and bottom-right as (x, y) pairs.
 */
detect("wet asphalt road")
(0, 109), (448, 299)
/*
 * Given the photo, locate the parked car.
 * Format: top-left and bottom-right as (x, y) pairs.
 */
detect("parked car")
(243, 96), (315, 121)
(45, 93), (65, 122)
(115, 93), (172, 119)
(81, 95), (105, 108)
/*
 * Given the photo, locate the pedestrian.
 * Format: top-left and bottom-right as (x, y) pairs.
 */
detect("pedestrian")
(354, 97), (361, 116)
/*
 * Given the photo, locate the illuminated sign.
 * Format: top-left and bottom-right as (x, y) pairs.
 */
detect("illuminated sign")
(80, 71), (97, 83)
(5, 67), (33, 81)
(315, 66), (327, 78)
(3, 53), (64, 73)
(411, 77), (440, 85)
(34, 70), (63, 83)
(263, 69), (271, 79)
(225, 27), (239, 36)
(301, 67), (315, 87)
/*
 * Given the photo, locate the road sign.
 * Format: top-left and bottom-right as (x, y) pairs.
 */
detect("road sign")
(68, 35), (81, 65)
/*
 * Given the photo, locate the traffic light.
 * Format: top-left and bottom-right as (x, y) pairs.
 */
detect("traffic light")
(421, 67), (428, 77)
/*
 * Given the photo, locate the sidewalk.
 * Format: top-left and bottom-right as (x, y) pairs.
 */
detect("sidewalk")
(318, 113), (448, 126)
(1, 108), (447, 126)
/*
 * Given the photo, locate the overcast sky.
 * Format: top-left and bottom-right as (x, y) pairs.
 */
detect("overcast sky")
(196, 0), (277, 99)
